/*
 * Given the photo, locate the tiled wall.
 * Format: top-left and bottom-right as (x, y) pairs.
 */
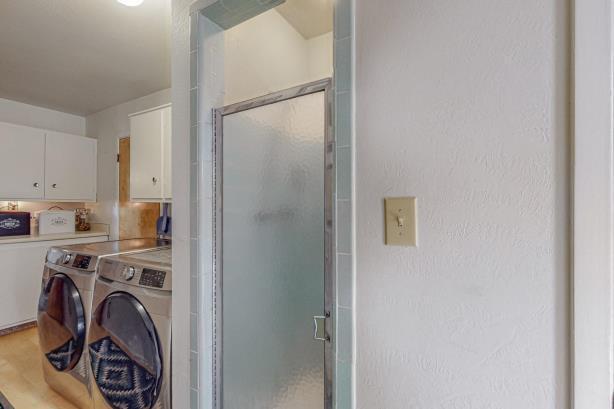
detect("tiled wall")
(171, 0), (194, 406)
(188, 1), (354, 408)
(197, 0), (284, 30)
(190, 10), (225, 409)
(333, 0), (354, 407)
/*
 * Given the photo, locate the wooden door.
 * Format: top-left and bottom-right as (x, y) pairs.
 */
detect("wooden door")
(0, 122), (45, 200)
(45, 131), (97, 201)
(119, 137), (160, 239)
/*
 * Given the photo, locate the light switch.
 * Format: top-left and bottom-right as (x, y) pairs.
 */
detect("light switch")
(385, 197), (417, 246)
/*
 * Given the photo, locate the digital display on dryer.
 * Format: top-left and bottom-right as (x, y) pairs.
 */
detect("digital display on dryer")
(139, 269), (166, 288)
(72, 255), (92, 269)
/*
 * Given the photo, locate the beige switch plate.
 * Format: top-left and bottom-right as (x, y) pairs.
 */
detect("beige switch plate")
(385, 197), (417, 246)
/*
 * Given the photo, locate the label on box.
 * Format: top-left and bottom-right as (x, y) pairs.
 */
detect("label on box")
(0, 218), (22, 230)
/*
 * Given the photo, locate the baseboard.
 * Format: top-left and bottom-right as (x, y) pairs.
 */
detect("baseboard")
(0, 320), (36, 337)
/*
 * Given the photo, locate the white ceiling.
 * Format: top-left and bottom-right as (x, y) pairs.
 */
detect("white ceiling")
(0, 0), (171, 116)
(276, 0), (333, 39)
(0, 0), (330, 116)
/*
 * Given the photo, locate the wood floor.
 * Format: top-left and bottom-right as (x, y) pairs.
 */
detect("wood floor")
(0, 327), (79, 409)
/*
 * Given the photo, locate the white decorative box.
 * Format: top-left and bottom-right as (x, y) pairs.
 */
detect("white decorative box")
(36, 210), (75, 235)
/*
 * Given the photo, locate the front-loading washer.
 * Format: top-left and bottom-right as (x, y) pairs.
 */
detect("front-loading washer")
(37, 239), (171, 409)
(88, 248), (172, 409)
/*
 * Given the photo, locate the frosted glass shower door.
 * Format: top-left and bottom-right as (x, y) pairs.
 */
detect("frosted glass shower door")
(218, 86), (329, 409)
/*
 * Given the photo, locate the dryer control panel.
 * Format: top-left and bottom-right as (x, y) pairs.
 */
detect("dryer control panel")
(98, 249), (172, 292)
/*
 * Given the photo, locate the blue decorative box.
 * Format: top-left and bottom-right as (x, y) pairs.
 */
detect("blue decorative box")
(0, 212), (31, 236)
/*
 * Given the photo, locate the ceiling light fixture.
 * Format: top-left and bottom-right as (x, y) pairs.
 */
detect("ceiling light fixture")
(117, 0), (144, 7)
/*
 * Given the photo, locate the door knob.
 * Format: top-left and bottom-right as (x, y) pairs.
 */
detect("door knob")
(52, 183), (57, 188)
(313, 312), (330, 342)
(152, 177), (158, 184)
(33, 182), (39, 188)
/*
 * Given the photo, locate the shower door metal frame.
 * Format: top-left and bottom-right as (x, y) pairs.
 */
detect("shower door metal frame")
(213, 78), (335, 409)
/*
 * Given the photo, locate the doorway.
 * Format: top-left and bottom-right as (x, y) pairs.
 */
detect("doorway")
(183, 2), (354, 408)
(118, 137), (160, 239)
(214, 79), (333, 409)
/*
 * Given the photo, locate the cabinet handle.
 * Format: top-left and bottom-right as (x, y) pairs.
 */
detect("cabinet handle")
(152, 177), (158, 184)
(33, 182), (39, 188)
(52, 183), (57, 188)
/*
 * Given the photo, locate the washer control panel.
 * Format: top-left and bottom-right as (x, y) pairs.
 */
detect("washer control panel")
(72, 255), (92, 270)
(62, 253), (72, 264)
(122, 266), (136, 281)
(139, 268), (166, 288)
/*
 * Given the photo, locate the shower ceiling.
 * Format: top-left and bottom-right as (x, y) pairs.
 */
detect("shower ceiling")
(276, 0), (333, 39)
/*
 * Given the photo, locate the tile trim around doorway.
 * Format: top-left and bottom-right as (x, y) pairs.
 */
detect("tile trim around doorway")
(187, 1), (354, 408)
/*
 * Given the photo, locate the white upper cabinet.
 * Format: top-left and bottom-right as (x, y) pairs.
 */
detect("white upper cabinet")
(0, 122), (97, 202)
(0, 122), (45, 200)
(44, 131), (97, 201)
(130, 104), (172, 202)
(161, 106), (172, 201)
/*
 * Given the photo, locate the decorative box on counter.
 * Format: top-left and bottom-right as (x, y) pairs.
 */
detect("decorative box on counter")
(36, 210), (75, 235)
(0, 212), (31, 237)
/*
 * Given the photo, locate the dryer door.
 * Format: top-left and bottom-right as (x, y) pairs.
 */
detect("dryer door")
(37, 273), (86, 372)
(88, 291), (163, 409)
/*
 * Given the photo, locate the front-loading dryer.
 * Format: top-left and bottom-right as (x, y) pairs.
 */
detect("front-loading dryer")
(37, 239), (171, 409)
(88, 248), (172, 409)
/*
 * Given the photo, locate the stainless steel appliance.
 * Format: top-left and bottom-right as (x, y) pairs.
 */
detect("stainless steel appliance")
(88, 249), (172, 409)
(37, 239), (171, 409)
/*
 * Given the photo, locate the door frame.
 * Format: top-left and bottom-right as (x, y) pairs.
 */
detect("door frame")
(177, 2), (355, 408)
(573, 0), (614, 407)
(213, 78), (334, 409)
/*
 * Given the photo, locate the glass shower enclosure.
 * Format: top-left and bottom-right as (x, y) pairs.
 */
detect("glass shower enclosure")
(214, 79), (333, 409)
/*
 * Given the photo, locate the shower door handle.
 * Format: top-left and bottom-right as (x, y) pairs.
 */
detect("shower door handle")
(313, 312), (330, 342)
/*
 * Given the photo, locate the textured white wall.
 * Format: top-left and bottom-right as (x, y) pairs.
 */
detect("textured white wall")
(85, 88), (171, 239)
(0, 97), (85, 135)
(355, 0), (570, 408)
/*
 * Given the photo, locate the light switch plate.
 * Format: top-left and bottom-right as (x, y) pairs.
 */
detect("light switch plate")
(385, 197), (417, 246)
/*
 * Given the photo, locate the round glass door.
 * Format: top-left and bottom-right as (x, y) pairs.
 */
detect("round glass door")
(37, 273), (86, 372)
(88, 292), (163, 409)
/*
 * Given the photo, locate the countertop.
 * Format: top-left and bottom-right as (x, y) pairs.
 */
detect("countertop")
(0, 223), (109, 245)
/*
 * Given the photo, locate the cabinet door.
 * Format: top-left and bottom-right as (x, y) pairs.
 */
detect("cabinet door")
(130, 109), (163, 200)
(45, 132), (97, 201)
(161, 106), (172, 200)
(0, 122), (45, 199)
(0, 244), (48, 329)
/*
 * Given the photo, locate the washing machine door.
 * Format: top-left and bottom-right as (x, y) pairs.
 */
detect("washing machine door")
(88, 292), (163, 409)
(37, 273), (86, 372)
